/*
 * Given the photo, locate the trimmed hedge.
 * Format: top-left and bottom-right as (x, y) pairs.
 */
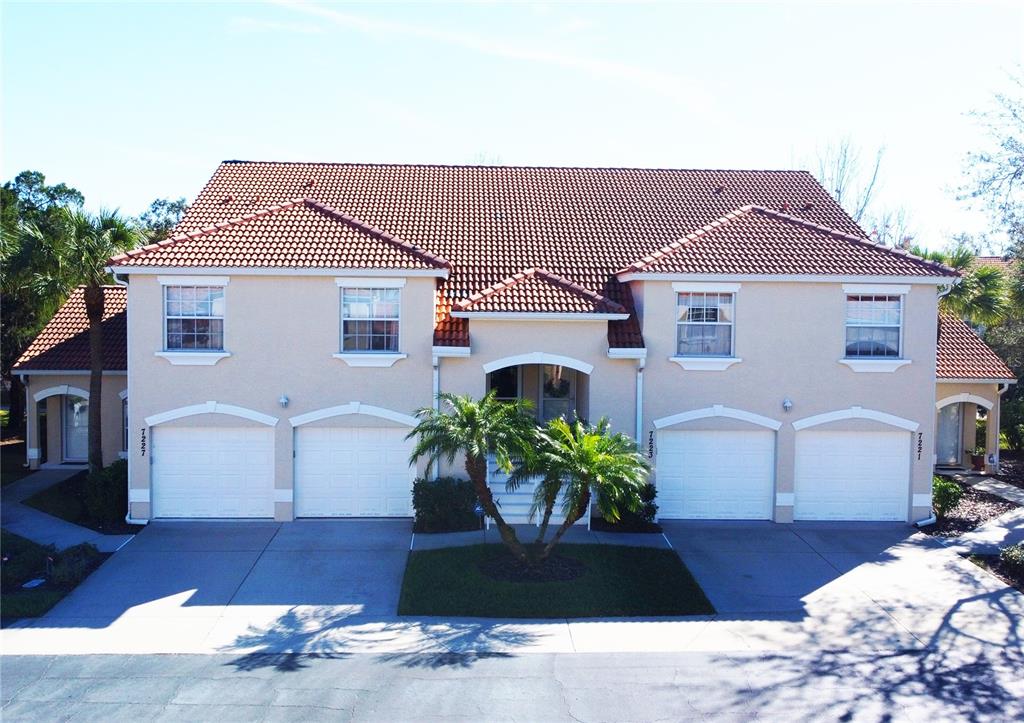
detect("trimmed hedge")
(84, 459), (128, 528)
(412, 477), (481, 533)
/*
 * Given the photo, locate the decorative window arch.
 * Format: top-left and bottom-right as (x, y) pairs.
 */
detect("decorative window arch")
(792, 406), (919, 432)
(935, 393), (993, 411)
(33, 384), (89, 402)
(289, 402), (419, 428)
(144, 401), (278, 427)
(482, 352), (594, 375)
(653, 405), (782, 431)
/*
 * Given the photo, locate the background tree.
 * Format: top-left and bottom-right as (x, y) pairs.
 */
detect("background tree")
(912, 242), (1008, 325)
(27, 208), (145, 471)
(136, 198), (188, 241)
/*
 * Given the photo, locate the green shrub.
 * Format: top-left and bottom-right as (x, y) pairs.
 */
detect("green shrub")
(412, 477), (481, 533)
(1, 530), (55, 589)
(84, 460), (128, 528)
(1000, 543), (1024, 574)
(932, 476), (964, 519)
(49, 543), (101, 588)
(598, 482), (660, 532)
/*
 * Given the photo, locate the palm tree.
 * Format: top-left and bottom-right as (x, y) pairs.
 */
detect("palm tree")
(27, 207), (144, 473)
(914, 245), (1008, 324)
(408, 392), (537, 560)
(519, 417), (649, 560)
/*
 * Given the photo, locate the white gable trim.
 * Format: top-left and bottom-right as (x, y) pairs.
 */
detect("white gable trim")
(653, 405), (783, 431)
(935, 393), (994, 411)
(792, 406), (919, 432)
(482, 353), (594, 375)
(33, 384), (89, 402)
(145, 401), (278, 427)
(289, 402), (419, 428)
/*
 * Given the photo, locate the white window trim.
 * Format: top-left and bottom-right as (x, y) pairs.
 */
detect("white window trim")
(838, 358), (912, 373)
(155, 351), (231, 366)
(332, 352), (407, 368)
(338, 285), (403, 360)
(671, 282), (742, 293)
(669, 356), (743, 371)
(334, 277), (406, 288)
(842, 283), (911, 295)
(674, 284), (739, 364)
(843, 292), (906, 364)
(157, 275), (230, 286)
(162, 283), (228, 355)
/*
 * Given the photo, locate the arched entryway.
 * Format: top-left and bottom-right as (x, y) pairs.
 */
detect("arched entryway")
(32, 385), (90, 464)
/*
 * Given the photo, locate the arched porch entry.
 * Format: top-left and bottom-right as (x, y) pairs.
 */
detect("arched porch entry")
(482, 353), (593, 423)
(32, 385), (91, 464)
(935, 393), (995, 469)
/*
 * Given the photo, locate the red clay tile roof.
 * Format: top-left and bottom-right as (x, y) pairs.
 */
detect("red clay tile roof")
(455, 268), (627, 315)
(936, 314), (1016, 381)
(13, 286), (127, 372)
(973, 255), (1017, 272)
(113, 161), (959, 347)
(618, 206), (957, 277)
(109, 198), (449, 270)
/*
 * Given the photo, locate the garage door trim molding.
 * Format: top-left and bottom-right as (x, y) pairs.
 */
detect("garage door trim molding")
(792, 406), (918, 432)
(482, 353), (594, 375)
(289, 402), (418, 427)
(145, 402), (279, 427)
(935, 393), (993, 411)
(653, 405), (782, 430)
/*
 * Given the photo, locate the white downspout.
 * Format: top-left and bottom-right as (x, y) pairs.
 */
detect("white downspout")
(635, 358), (645, 446)
(19, 373), (30, 467)
(993, 383), (1011, 469)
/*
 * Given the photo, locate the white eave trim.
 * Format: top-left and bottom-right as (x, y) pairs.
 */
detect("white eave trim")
(33, 384), (90, 402)
(654, 404), (783, 431)
(482, 353), (594, 375)
(838, 358), (911, 373)
(936, 393), (994, 411)
(13, 370), (126, 377)
(332, 352), (407, 368)
(842, 283), (910, 295)
(334, 277), (406, 288)
(671, 281), (741, 293)
(157, 275), (229, 286)
(608, 347), (648, 359)
(108, 266), (449, 279)
(450, 311), (629, 321)
(936, 377), (1017, 385)
(155, 351), (231, 366)
(792, 406), (919, 432)
(432, 345), (472, 357)
(670, 356), (742, 371)
(289, 401), (418, 427)
(616, 273), (955, 285)
(145, 401), (278, 427)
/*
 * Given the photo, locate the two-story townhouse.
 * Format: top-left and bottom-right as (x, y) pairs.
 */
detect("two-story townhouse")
(20, 162), (1017, 527)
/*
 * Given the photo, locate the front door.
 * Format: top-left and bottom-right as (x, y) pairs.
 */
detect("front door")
(936, 403), (963, 466)
(62, 395), (89, 461)
(541, 365), (576, 422)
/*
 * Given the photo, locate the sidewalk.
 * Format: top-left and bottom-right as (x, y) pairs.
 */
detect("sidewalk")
(1, 469), (134, 553)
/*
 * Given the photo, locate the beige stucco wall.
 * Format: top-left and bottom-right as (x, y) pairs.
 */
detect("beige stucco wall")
(126, 274), (437, 521)
(23, 373), (127, 468)
(638, 280), (941, 523)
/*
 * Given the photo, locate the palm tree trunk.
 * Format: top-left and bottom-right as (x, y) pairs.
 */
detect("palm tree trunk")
(540, 486), (590, 560)
(83, 284), (104, 475)
(465, 454), (528, 560)
(534, 483), (558, 545)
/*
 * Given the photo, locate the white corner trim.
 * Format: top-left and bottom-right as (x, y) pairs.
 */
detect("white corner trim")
(128, 487), (150, 503)
(118, 451), (128, 460)
(332, 352), (408, 368)
(482, 352), (595, 375)
(274, 488), (294, 503)
(608, 347), (648, 360)
(935, 392), (994, 411)
(27, 447), (40, 460)
(450, 311), (630, 321)
(157, 275), (229, 286)
(842, 283), (910, 295)
(432, 345), (472, 357)
(155, 351), (231, 366)
(838, 358), (912, 373)
(145, 401), (278, 427)
(289, 401), (419, 427)
(912, 493), (932, 507)
(792, 406), (919, 432)
(334, 277), (406, 288)
(671, 281), (742, 293)
(653, 405), (783, 431)
(670, 357), (743, 371)
(118, 389), (129, 400)
(33, 384), (89, 402)
(775, 493), (795, 506)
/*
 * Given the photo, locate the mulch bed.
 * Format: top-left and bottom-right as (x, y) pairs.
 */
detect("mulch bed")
(967, 554), (1024, 593)
(478, 548), (586, 582)
(918, 479), (1018, 538)
(993, 452), (1024, 491)
(590, 516), (662, 534)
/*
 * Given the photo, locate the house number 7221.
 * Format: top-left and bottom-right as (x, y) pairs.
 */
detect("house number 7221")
(916, 432), (922, 461)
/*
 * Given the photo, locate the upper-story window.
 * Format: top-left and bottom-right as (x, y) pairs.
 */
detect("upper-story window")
(845, 295), (902, 358)
(164, 286), (225, 351)
(341, 287), (400, 352)
(677, 292), (734, 357)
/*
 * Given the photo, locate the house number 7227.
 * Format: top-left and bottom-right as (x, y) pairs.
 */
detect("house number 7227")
(140, 428), (147, 457)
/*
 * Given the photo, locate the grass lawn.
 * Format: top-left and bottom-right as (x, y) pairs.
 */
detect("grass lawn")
(23, 470), (141, 535)
(399, 543), (714, 618)
(1, 529), (108, 624)
(1, 439), (31, 486)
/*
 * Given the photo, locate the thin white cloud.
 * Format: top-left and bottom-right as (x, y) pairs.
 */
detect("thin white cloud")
(272, 0), (712, 110)
(229, 16), (324, 35)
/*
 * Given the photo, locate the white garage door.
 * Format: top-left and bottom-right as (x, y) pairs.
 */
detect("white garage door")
(656, 430), (775, 519)
(795, 430), (909, 521)
(152, 427), (274, 518)
(295, 427), (415, 517)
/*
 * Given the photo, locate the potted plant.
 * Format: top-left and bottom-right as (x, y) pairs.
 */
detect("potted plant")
(969, 446), (986, 472)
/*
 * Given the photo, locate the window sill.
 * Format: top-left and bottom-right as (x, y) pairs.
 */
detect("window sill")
(669, 356), (742, 371)
(332, 352), (407, 368)
(838, 358), (912, 373)
(155, 351), (231, 366)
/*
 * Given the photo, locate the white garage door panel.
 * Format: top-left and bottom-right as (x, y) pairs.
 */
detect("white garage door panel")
(795, 431), (909, 521)
(153, 427), (274, 518)
(657, 430), (775, 519)
(295, 427), (414, 517)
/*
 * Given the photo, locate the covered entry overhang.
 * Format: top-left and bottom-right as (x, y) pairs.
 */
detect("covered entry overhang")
(935, 382), (1013, 473)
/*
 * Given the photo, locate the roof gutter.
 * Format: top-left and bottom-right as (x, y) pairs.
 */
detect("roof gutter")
(104, 266), (449, 279)
(616, 272), (959, 285)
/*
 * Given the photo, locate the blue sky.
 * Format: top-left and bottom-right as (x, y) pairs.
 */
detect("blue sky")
(2, 1), (1021, 250)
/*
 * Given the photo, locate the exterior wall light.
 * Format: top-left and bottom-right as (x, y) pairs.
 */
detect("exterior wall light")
(279, 395), (289, 408)
(782, 398), (793, 412)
